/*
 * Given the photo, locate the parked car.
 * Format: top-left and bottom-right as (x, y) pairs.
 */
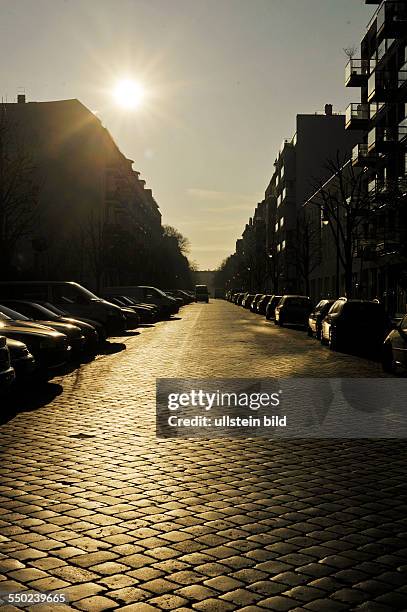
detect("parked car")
(1, 301), (101, 354)
(195, 285), (209, 303)
(0, 282), (126, 336)
(6, 338), (36, 380)
(321, 298), (391, 354)
(242, 294), (256, 309)
(275, 295), (312, 327)
(308, 299), (335, 340)
(37, 302), (107, 343)
(164, 290), (186, 306)
(104, 296), (159, 324)
(256, 294), (272, 315)
(104, 286), (179, 317)
(265, 295), (282, 320)
(250, 294), (264, 312)
(0, 304), (86, 358)
(0, 314), (70, 375)
(382, 313), (407, 373)
(0, 335), (15, 392)
(236, 293), (246, 306)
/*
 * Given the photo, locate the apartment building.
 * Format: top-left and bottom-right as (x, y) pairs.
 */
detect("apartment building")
(262, 109), (362, 293)
(307, 0), (407, 314)
(2, 96), (161, 287)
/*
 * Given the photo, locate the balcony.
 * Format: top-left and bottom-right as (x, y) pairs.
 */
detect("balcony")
(368, 126), (401, 153)
(368, 70), (406, 102)
(377, 1), (407, 40)
(345, 103), (369, 129)
(399, 119), (407, 143)
(345, 59), (374, 87)
(352, 143), (375, 167)
(369, 101), (385, 120)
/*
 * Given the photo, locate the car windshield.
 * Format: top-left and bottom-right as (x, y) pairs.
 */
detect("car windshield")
(0, 304), (31, 321)
(42, 302), (67, 316)
(29, 303), (58, 318)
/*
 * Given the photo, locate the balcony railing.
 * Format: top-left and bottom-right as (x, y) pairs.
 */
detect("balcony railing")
(368, 126), (401, 153)
(345, 59), (374, 87)
(369, 102), (385, 120)
(368, 70), (407, 102)
(377, 1), (407, 40)
(399, 120), (407, 143)
(345, 103), (369, 129)
(352, 143), (374, 167)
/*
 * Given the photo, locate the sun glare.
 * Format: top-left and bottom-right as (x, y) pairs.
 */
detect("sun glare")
(113, 79), (145, 109)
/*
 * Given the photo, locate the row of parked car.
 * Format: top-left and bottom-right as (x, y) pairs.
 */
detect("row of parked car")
(0, 281), (195, 395)
(226, 291), (407, 373)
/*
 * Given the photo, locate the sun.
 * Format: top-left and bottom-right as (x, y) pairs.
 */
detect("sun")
(113, 79), (145, 109)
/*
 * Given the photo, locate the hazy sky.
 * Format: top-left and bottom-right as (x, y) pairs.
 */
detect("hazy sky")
(1, 0), (373, 269)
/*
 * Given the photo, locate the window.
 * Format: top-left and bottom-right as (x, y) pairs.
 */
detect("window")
(275, 222), (279, 232)
(277, 244), (281, 253)
(277, 194), (282, 207)
(281, 240), (286, 250)
(281, 165), (285, 180)
(280, 216), (284, 228)
(282, 187), (287, 201)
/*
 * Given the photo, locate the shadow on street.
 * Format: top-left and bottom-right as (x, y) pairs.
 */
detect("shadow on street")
(0, 382), (63, 426)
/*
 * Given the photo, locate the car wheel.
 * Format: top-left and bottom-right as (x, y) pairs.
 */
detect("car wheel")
(307, 326), (313, 337)
(382, 344), (395, 373)
(279, 318), (284, 327)
(274, 318), (279, 325)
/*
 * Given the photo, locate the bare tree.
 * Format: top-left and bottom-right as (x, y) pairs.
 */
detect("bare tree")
(162, 225), (190, 255)
(307, 153), (382, 298)
(0, 105), (41, 276)
(292, 208), (321, 296)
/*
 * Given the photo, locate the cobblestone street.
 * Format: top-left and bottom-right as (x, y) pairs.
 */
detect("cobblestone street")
(1, 300), (407, 611)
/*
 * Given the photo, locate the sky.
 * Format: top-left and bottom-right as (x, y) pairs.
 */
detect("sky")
(0, 0), (373, 269)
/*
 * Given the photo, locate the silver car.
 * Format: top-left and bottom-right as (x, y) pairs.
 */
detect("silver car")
(382, 314), (407, 373)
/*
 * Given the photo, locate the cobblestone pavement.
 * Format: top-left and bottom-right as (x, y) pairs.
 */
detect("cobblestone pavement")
(1, 301), (407, 611)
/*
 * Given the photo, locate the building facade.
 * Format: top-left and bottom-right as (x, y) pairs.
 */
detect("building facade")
(305, 0), (407, 314)
(230, 108), (362, 294)
(1, 97), (162, 289)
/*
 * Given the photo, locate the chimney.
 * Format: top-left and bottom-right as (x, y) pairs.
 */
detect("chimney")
(325, 103), (333, 116)
(17, 94), (26, 104)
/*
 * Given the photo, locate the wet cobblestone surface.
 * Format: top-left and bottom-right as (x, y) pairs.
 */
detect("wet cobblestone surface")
(1, 301), (406, 611)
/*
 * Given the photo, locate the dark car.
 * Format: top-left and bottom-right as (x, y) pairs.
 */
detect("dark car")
(256, 294), (272, 315)
(37, 302), (107, 343)
(195, 285), (209, 303)
(275, 295), (312, 327)
(250, 294), (264, 312)
(0, 304), (86, 357)
(0, 315), (70, 375)
(6, 338), (36, 380)
(242, 294), (256, 309)
(236, 293), (246, 306)
(0, 335), (15, 392)
(0, 281), (126, 336)
(265, 295), (283, 320)
(1, 301), (100, 354)
(308, 299), (335, 340)
(104, 296), (158, 324)
(321, 298), (391, 355)
(382, 313), (407, 373)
